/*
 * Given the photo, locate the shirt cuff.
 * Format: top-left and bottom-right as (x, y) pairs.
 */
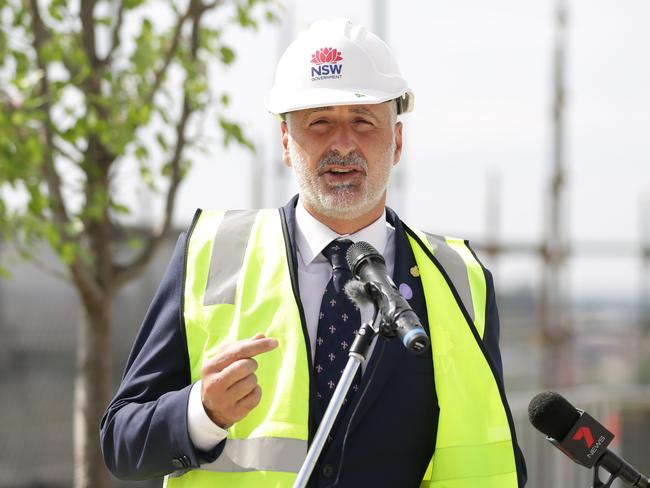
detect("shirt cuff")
(187, 380), (229, 451)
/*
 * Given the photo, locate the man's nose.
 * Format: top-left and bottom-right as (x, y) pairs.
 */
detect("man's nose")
(329, 125), (357, 156)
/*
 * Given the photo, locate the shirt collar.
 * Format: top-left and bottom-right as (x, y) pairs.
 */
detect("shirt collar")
(294, 198), (389, 266)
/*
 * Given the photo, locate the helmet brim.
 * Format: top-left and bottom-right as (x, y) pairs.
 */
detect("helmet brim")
(267, 88), (413, 115)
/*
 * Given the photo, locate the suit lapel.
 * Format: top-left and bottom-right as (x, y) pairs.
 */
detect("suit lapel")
(341, 208), (432, 432)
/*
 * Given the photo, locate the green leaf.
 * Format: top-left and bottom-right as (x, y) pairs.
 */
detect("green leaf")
(13, 51), (31, 77)
(265, 10), (279, 23)
(0, 266), (11, 279)
(180, 159), (191, 179)
(60, 242), (78, 265)
(219, 117), (255, 152)
(110, 200), (131, 215)
(43, 222), (61, 249)
(84, 188), (109, 221)
(11, 7), (27, 28)
(219, 46), (235, 65)
(142, 18), (153, 35)
(124, 0), (146, 10)
(200, 27), (222, 53)
(27, 184), (47, 214)
(96, 17), (112, 27)
(156, 132), (168, 151)
(48, 0), (65, 22)
(135, 144), (149, 162)
(10, 111), (26, 126)
(125, 236), (142, 250)
(41, 37), (64, 62)
(236, 5), (258, 29)
(139, 164), (158, 192)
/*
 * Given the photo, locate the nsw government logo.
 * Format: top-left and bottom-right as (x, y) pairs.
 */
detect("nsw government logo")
(310, 47), (343, 81)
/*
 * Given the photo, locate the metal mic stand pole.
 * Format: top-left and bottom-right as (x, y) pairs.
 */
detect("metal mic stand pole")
(292, 312), (381, 488)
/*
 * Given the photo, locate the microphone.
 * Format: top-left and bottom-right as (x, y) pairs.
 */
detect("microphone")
(528, 391), (650, 487)
(345, 241), (430, 354)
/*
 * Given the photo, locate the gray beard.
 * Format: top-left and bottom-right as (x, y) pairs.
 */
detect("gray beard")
(287, 141), (394, 220)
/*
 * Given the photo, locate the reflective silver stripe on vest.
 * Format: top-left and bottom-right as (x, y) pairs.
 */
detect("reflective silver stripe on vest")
(199, 437), (307, 473)
(423, 233), (475, 323)
(204, 209), (259, 306)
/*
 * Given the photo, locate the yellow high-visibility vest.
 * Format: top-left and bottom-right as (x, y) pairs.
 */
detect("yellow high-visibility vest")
(165, 209), (519, 488)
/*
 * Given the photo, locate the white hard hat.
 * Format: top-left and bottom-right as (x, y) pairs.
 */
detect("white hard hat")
(267, 18), (414, 116)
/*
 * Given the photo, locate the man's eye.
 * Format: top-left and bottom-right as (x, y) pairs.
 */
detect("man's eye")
(354, 119), (373, 127)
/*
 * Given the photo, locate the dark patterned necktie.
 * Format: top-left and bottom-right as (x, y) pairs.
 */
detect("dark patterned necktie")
(314, 239), (362, 414)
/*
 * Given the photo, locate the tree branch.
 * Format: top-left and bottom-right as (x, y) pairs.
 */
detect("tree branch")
(78, 2), (121, 296)
(76, 0), (118, 293)
(80, 0), (99, 68)
(28, 0), (70, 230)
(53, 137), (83, 164)
(142, 11), (190, 108)
(99, 0), (124, 66)
(28, 0), (104, 309)
(12, 239), (71, 284)
(142, 0), (219, 108)
(113, 92), (192, 289)
(113, 3), (207, 289)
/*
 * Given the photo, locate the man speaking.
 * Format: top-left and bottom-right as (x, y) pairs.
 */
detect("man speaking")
(101, 18), (527, 487)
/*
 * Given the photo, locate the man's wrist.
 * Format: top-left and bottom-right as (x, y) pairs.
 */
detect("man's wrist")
(187, 380), (228, 451)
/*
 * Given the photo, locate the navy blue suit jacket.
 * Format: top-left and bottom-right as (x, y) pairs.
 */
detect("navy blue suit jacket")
(100, 197), (526, 486)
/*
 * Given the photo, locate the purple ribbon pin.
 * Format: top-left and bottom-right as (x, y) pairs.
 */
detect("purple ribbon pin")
(399, 283), (413, 300)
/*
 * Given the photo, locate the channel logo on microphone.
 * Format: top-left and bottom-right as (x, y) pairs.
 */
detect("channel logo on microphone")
(557, 412), (614, 468)
(572, 426), (595, 448)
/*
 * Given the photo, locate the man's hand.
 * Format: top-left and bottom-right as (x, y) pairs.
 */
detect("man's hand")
(200, 333), (279, 428)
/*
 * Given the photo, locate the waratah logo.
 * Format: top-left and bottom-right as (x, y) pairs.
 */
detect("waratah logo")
(310, 47), (343, 81)
(311, 47), (343, 65)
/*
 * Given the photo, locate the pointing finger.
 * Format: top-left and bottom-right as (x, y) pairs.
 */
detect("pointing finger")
(203, 336), (278, 374)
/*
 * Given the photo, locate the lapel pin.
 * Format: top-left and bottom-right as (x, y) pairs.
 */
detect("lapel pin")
(410, 265), (420, 277)
(399, 283), (413, 300)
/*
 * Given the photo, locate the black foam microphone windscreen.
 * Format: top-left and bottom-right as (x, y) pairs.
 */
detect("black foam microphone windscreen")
(528, 391), (580, 441)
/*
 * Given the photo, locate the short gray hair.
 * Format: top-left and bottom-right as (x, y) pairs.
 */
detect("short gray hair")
(388, 98), (398, 124)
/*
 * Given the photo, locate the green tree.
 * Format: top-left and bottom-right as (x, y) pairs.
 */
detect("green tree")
(0, 1), (275, 486)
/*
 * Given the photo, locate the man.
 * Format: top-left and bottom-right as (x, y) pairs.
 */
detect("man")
(101, 18), (527, 487)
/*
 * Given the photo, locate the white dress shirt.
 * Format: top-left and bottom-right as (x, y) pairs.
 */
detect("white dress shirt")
(188, 199), (396, 451)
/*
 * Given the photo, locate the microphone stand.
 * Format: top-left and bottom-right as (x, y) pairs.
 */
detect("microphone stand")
(292, 311), (381, 488)
(591, 457), (650, 488)
(593, 462), (621, 488)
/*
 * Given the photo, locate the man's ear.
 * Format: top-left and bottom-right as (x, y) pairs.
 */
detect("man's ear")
(393, 121), (403, 165)
(281, 121), (292, 167)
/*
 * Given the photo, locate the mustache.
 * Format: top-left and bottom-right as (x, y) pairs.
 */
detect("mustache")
(317, 151), (367, 172)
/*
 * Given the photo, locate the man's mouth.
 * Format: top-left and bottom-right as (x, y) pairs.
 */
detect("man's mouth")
(320, 165), (364, 175)
(320, 166), (364, 184)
